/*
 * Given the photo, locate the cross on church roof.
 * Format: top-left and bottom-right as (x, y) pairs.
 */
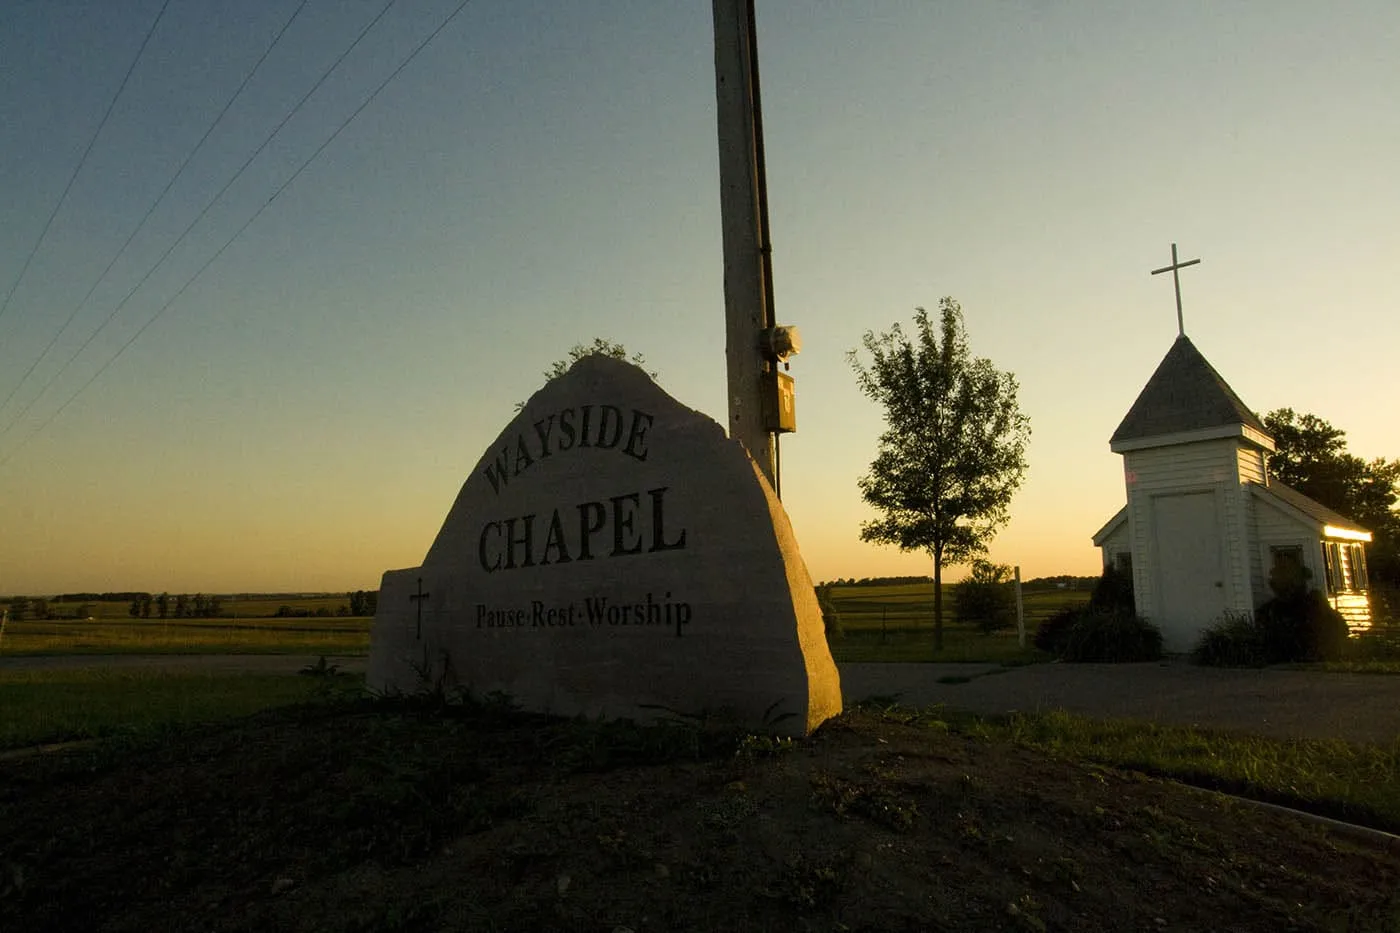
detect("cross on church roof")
(1150, 242), (1201, 337)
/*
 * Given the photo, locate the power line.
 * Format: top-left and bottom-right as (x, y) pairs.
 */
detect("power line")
(0, 0), (313, 421)
(0, 0), (475, 470)
(0, 0), (172, 329)
(0, 0), (400, 444)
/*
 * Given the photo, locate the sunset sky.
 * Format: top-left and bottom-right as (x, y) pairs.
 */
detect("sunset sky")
(2, 1), (1397, 596)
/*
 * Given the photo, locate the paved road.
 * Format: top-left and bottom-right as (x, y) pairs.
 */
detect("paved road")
(5, 654), (1399, 745)
(839, 660), (1400, 744)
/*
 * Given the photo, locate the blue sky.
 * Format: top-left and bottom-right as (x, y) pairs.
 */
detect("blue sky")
(2, 1), (1397, 594)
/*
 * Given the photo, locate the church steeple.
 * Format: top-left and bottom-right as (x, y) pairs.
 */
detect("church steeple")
(1110, 336), (1272, 451)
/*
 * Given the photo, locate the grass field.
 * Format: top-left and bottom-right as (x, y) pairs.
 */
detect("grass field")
(0, 667), (362, 751)
(825, 580), (1087, 663)
(0, 616), (371, 656)
(3, 582), (1080, 663)
(826, 580), (1089, 632)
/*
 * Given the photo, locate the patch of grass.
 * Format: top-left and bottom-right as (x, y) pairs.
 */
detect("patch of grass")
(0, 668), (364, 750)
(1306, 660), (1400, 674)
(941, 707), (1400, 833)
(0, 616), (370, 656)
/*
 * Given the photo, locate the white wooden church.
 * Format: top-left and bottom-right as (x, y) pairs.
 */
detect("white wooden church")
(1092, 334), (1373, 652)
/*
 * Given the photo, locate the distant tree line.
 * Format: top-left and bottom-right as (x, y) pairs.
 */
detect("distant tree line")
(816, 573), (1096, 593)
(275, 592), (378, 618)
(4, 589), (381, 621)
(53, 592), (149, 603)
(2, 597), (90, 621)
(1022, 575), (1098, 591)
(127, 593), (224, 619)
(277, 605), (337, 618)
(818, 575), (935, 588)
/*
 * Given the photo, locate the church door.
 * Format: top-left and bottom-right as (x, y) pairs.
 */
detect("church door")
(1151, 491), (1227, 652)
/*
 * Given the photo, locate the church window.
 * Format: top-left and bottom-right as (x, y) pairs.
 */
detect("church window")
(1268, 545), (1305, 592)
(1323, 542), (1370, 594)
(1346, 543), (1369, 592)
(1323, 543), (1342, 594)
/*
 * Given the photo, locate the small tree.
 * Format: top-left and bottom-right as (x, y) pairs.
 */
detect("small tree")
(518, 339), (654, 412)
(848, 299), (1030, 650)
(543, 338), (652, 382)
(953, 560), (1016, 634)
(348, 590), (383, 617)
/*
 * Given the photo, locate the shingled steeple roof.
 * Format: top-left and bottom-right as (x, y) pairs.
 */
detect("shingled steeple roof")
(1110, 336), (1270, 447)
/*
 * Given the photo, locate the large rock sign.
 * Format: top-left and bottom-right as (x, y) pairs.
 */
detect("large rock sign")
(368, 355), (841, 735)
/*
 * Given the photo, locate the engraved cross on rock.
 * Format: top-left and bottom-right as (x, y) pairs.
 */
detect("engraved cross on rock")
(409, 577), (430, 641)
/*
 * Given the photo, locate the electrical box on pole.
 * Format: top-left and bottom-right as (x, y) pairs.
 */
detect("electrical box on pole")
(759, 324), (799, 433)
(761, 369), (796, 433)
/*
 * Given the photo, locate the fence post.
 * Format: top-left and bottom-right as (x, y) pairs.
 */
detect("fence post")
(1014, 566), (1026, 649)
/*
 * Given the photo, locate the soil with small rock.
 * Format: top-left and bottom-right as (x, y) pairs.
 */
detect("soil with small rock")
(2, 699), (1398, 932)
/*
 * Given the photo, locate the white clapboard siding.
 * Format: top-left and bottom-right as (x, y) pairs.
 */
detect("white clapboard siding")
(1097, 519), (1129, 567)
(1124, 438), (1261, 620)
(1237, 447), (1267, 485)
(1252, 494), (1325, 601)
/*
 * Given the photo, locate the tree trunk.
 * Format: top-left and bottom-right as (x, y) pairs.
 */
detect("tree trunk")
(933, 553), (944, 652)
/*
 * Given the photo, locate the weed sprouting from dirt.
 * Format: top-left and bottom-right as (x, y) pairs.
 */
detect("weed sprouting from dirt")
(298, 655), (341, 676)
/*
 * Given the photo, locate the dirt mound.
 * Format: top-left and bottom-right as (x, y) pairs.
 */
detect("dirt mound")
(2, 702), (1397, 931)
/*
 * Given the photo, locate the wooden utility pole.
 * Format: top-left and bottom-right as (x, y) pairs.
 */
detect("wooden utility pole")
(713, 0), (776, 485)
(1014, 565), (1025, 649)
